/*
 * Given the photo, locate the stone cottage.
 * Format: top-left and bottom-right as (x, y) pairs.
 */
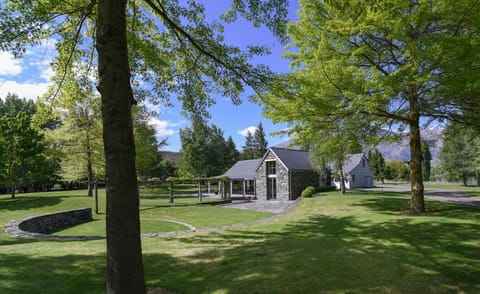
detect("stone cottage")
(222, 147), (374, 201)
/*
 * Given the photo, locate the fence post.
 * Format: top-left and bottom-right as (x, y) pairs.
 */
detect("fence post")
(198, 179), (203, 203)
(169, 180), (174, 203)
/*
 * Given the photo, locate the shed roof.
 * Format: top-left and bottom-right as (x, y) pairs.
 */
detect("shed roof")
(223, 159), (261, 180)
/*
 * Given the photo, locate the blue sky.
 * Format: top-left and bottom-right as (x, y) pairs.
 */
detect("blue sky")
(0, 1), (300, 152)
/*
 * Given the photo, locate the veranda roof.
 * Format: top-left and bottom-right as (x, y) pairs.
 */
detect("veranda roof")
(223, 159), (261, 180)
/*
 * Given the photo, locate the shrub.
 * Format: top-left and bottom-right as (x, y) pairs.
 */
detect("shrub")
(301, 186), (316, 198)
(316, 186), (337, 192)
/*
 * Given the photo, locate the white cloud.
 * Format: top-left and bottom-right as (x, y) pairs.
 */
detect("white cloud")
(0, 80), (50, 101)
(0, 52), (23, 76)
(40, 66), (54, 81)
(238, 126), (257, 137)
(147, 117), (176, 136)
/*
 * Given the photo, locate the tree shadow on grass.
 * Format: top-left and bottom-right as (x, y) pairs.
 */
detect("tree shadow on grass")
(352, 192), (480, 220)
(144, 213), (480, 293)
(0, 252), (105, 294)
(0, 196), (62, 211)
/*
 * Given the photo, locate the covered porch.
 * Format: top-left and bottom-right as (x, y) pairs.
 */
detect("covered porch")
(222, 158), (261, 199)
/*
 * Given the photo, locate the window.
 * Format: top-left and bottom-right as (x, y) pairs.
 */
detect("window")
(362, 159), (365, 167)
(266, 161), (276, 176)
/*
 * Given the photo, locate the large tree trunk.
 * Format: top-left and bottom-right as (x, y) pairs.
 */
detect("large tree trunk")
(97, 1), (146, 293)
(409, 100), (425, 213)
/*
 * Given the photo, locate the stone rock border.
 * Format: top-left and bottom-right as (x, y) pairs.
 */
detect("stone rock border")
(4, 208), (104, 241)
(4, 198), (302, 240)
(142, 198), (302, 237)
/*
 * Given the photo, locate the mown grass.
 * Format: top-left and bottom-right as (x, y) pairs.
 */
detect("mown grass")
(383, 181), (480, 198)
(1, 189), (479, 293)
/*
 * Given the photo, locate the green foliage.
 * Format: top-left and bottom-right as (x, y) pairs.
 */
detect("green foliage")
(440, 122), (480, 185)
(301, 186), (315, 198)
(178, 122), (237, 177)
(1, 189), (480, 293)
(259, 0), (480, 210)
(133, 109), (167, 182)
(241, 122), (268, 159)
(241, 130), (257, 160)
(315, 186), (337, 193)
(225, 136), (240, 168)
(0, 111), (46, 197)
(37, 77), (105, 190)
(386, 161), (410, 181)
(368, 149), (387, 183)
(0, 93), (36, 117)
(0, 0), (290, 291)
(422, 141), (432, 182)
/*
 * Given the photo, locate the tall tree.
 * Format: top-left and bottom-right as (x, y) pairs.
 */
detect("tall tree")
(42, 82), (104, 197)
(178, 122), (231, 177)
(133, 111), (167, 182)
(0, 112), (45, 198)
(241, 130), (257, 160)
(260, 0), (480, 213)
(254, 122), (268, 158)
(422, 141), (432, 182)
(368, 149), (387, 184)
(0, 93), (36, 117)
(440, 122), (480, 185)
(1, 0), (289, 292)
(225, 135), (240, 168)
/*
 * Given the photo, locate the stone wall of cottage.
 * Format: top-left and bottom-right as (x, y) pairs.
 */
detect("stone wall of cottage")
(290, 170), (320, 200)
(256, 151), (290, 201)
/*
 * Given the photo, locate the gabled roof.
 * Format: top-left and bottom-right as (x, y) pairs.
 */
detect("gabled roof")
(342, 153), (365, 173)
(327, 153), (365, 173)
(223, 159), (261, 180)
(269, 147), (313, 170)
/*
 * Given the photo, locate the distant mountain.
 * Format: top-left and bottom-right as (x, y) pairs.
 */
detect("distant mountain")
(376, 126), (444, 166)
(273, 126), (445, 166)
(160, 151), (181, 163)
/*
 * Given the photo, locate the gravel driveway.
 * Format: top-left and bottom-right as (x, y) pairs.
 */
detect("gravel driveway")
(362, 186), (480, 208)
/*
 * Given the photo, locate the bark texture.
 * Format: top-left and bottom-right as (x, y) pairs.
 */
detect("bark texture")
(409, 97), (425, 213)
(96, 0), (146, 293)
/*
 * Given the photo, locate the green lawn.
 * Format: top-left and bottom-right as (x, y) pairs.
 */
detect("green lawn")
(382, 181), (480, 198)
(1, 189), (479, 293)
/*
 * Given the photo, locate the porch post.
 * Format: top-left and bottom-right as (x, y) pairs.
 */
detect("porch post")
(230, 180), (233, 197)
(242, 180), (246, 197)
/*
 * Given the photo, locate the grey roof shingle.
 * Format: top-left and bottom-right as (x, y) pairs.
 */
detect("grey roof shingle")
(223, 159), (261, 179)
(341, 153), (365, 173)
(270, 147), (313, 170)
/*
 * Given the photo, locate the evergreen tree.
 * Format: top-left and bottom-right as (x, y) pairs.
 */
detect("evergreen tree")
(242, 130), (257, 160)
(422, 141), (432, 182)
(179, 123), (231, 177)
(368, 149), (387, 184)
(254, 122), (268, 158)
(440, 122), (480, 185)
(225, 136), (240, 168)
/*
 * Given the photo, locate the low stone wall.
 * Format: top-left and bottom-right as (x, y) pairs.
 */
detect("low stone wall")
(4, 208), (103, 241)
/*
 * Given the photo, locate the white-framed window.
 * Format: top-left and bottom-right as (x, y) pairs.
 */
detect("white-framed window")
(266, 161), (276, 177)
